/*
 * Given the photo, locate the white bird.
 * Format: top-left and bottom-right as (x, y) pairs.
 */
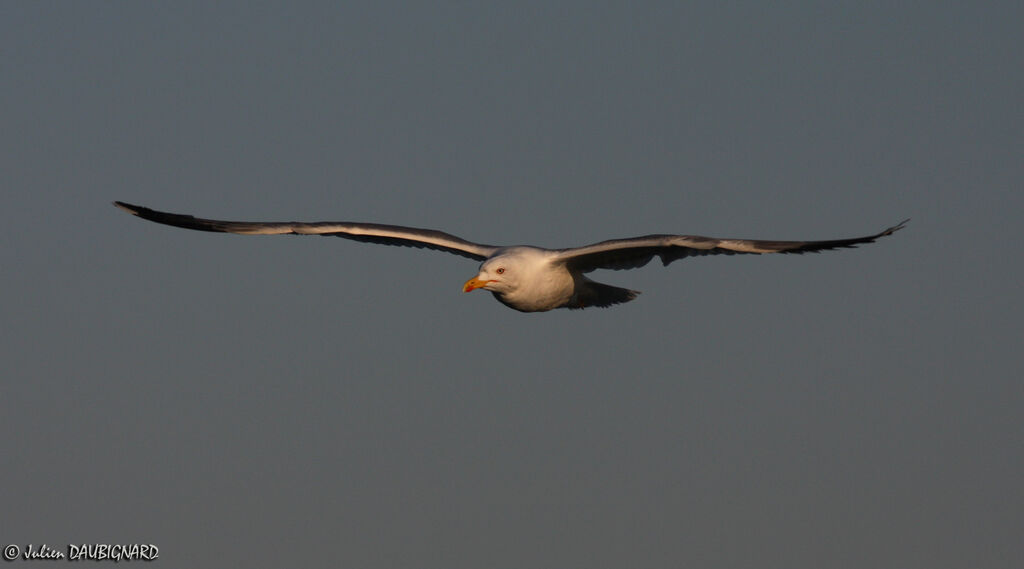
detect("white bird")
(114, 201), (907, 312)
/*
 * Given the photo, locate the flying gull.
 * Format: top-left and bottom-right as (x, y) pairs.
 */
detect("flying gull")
(114, 201), (907, 312)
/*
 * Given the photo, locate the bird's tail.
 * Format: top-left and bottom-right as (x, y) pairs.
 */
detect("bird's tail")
(570, 280), (640, 309)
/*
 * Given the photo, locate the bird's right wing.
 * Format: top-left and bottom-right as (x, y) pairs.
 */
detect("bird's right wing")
(114, 202), (500, 261)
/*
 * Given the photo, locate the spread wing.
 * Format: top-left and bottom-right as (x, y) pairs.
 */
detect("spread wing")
(554, 220), (909, 273)
(113, 201), (500, 261)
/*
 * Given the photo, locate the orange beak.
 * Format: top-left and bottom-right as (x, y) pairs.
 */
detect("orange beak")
(463, 277), (493, 292)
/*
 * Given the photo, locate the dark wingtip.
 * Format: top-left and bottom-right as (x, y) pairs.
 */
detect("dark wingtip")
(883, 218), (910, 236)
(113, 201), (142, 215)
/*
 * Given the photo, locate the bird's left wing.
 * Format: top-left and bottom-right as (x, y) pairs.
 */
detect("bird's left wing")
(114, 202), (500, 261)
(553, 220), (909, 273)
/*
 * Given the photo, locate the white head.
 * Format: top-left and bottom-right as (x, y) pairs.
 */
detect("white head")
(462, 254), (522, 295)
(462, 248), (574, 312)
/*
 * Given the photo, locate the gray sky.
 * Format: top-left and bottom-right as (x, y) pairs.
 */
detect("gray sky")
(3, 2), (1022, 568)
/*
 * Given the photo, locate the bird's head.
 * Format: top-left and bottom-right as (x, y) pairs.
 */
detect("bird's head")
(463, 255), (520, 295)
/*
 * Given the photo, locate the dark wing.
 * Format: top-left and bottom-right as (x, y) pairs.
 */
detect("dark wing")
(554, 220), (909, 273)
(113, 201), (500, 261)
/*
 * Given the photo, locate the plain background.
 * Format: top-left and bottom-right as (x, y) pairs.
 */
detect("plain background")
(3, 2), (1022, 568)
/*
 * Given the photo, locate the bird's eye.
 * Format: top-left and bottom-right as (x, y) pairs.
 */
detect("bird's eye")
(496, 267), (505, 274)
